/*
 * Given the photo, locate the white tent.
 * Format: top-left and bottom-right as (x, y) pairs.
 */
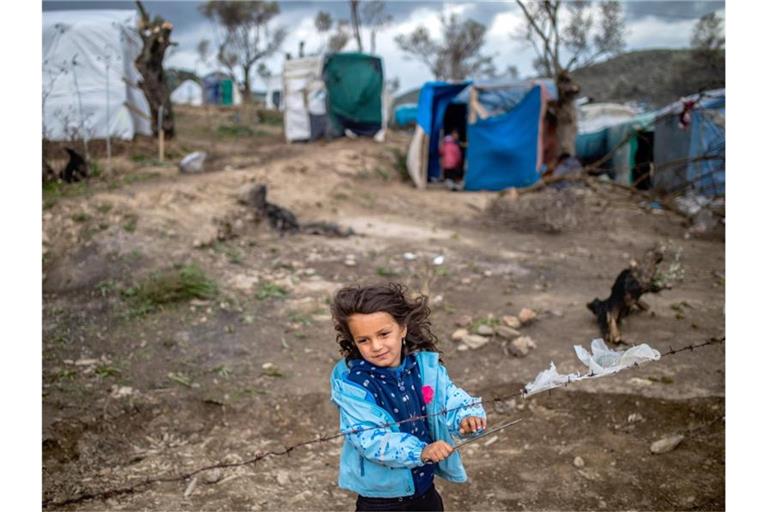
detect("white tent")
(264, 75), (283, 110)
(171, 79), (203, 106)
(283, 56), (326, 142)
(43, 10), (152, 141)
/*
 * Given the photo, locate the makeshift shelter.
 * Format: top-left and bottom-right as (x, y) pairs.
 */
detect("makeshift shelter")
(170, 79), (203, 106)
(283, 56), (327, 142)
(405, 80), (556, 191)
(322, 52), (386, 138)
(575, 104), (655, 187)
(394, 103), (418, 128)
(42, 9), (152, 141)
(282, 52), (388, 143)
(264, 75), (283, 110)
(202, 71), (242, 106)
(653, 89), (725, 197)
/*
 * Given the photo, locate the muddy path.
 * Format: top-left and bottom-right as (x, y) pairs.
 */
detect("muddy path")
(43, 111), (724, 510)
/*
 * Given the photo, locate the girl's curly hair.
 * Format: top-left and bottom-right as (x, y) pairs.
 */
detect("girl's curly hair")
(330, 282), (440, 362)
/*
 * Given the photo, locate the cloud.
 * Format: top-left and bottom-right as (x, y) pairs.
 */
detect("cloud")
(155, 2), (726, 93)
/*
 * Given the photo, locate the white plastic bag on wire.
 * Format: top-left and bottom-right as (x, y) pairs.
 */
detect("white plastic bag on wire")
(523, 338), (660, 397)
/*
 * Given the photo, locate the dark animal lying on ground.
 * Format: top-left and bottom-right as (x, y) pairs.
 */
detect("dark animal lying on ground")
(60, 148), (89, 183)
(248, 184), (300, 235)
(587, 247), (668, 344)
(243, 184), (354, 237)
(301, 221), (355, 237)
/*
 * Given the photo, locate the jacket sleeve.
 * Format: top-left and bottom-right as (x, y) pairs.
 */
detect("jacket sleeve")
(439, 364), (487, 438)
(336, 394), (427, 469)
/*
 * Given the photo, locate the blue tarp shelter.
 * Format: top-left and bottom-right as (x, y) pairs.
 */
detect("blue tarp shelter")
(394, 103), (418, 127)
(405, 80), (555, 191)
(653, 89), (725, 197)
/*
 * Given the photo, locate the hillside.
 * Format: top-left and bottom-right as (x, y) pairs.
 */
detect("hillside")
(572, 48), (725, 108)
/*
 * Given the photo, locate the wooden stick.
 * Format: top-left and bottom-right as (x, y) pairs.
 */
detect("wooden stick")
(158, 104), (165, 162)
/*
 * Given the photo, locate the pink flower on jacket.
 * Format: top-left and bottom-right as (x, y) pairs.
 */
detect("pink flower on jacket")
(421, 385), (434, 405)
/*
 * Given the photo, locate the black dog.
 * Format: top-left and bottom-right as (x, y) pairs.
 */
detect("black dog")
(587, 249), (665, 344)
(60, 148), (89, 183)
(249, 184), (300, 235)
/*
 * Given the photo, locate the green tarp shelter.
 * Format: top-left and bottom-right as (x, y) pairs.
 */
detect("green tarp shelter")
(322, 53), (384, 137)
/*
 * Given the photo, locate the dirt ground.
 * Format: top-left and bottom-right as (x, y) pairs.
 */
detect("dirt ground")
(42, 105), (725, 511)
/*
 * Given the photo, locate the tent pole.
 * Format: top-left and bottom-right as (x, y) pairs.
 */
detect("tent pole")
(158, 104), (165, 162)
(105, 57), (112, 175)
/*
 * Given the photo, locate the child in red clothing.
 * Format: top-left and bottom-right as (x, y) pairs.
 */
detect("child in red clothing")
(439, 130), (463, 182)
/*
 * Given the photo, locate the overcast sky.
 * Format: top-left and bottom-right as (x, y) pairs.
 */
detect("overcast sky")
(42, 0), (725, 93)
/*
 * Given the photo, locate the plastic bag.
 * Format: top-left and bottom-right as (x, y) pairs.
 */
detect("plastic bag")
(523, 338), (660, 397)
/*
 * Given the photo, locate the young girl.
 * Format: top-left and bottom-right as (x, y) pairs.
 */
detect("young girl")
(329, 283), (487, 511)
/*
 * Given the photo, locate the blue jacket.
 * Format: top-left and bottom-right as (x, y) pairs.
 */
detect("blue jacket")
(330, 351), (486, 498)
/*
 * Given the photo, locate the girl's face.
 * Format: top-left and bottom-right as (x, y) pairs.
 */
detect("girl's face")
(347, 311), (407, 368)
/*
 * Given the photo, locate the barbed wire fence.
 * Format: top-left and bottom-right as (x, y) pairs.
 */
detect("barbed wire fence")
(43, 336), (724, 509)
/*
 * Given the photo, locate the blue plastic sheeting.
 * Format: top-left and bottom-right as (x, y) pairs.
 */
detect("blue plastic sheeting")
(687, 108), (725, 196)
(415, 82), (472, 180)
(454, 79), (556, 118)
(464, 85), (543, 191)
(653, 89), (725, 196)
(416, 82), (469, 134)
(575, 129), (608, 161)
(394, 103), (418, 127)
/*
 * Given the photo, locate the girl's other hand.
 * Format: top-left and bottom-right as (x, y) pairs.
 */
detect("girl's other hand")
(421, 441), (454, 463)
(459, 416), (487, 435)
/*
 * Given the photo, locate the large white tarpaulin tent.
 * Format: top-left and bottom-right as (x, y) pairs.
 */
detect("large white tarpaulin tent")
(43, 10), (152, 141)
(282, 56), (326, 142)
(171, 79), (203, 106)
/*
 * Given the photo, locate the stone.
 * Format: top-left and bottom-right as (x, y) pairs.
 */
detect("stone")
(518, 307), (537, 325)
(456, 343), (469, 352)
(183, 476), (198, 497)
(454, 315), (473, 328)
(502, 315), (521, 329)
(475, 324), (495, 336)
(650, 434), (684, 454)
(512, 336), (536, 356)
(573, 456), (585, 468)
(276, 470), (291, 486)
(495, 325), (520, 340)
(203, 468), (223, 484)
(461, 334), (489, 350)
(451, 329), (469, 342)
(460, 277), (472, 285)
(110, 385), (135, 399)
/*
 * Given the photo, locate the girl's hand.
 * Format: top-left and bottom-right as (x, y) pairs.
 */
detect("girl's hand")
(421, 441), (454, 463)
(459, 416), (487, 435)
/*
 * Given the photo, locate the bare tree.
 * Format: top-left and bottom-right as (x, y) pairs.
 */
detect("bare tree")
(361, 0), (392, 55)
(315, 10), (351, 53)
(200, 1), (286, 103)
(691, 11), (725, 52)
(134, 0), (176, 138)
(349, 0), (363, 52)
(395, 14), (495, 81)
(666, 11), (724, 96)
(514, 0), (626, 155)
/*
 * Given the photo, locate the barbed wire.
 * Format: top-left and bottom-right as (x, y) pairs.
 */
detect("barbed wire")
(43, 336), (724, 509)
